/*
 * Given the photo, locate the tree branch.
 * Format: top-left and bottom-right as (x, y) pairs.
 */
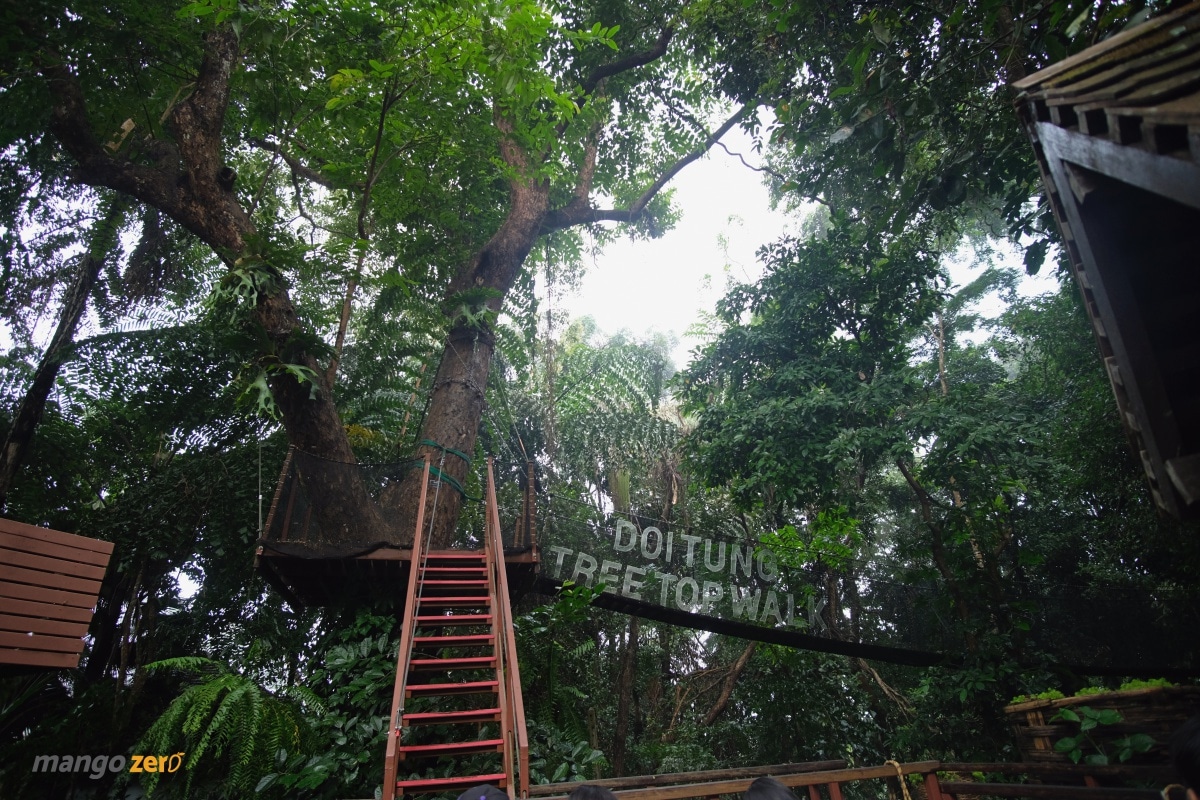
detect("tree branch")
(248, 137), (352, 191)
(544, 103), (752, 232)
(702, 641), (756, 726)
(713, 140), (788, 183)
(896, 457), (977, 647)
(40, 25), (251, 255)
(41, 52), (182, 217)
(580, 26), (675, 97)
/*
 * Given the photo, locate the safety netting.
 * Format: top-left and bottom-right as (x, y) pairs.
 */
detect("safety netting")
(259, 451), (1199, 674)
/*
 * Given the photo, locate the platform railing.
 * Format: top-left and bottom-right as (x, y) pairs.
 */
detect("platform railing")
(487, 457), (530, 799)
(382, 456), (432, 800)
(527, 760), (1182, 800)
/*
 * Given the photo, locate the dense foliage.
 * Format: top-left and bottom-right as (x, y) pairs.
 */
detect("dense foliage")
(2, 0), (1198, 798)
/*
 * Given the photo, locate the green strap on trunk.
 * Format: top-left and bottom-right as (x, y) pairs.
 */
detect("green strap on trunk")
(412, 440), (479, 501)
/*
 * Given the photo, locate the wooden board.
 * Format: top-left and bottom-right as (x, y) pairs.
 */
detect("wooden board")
(0, 518), (113, 670)
(528, 762), (848, 796)
(534, 762), (943, 800)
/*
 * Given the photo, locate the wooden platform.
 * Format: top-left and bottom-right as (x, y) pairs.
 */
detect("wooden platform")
(1014, 1), (1200, 518)
(257, 449), (542, 608)
(0, 517), (113, 671)
(255, 543), (539, 608)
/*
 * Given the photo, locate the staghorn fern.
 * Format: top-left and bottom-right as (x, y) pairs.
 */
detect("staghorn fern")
(136, 657), (312, 798)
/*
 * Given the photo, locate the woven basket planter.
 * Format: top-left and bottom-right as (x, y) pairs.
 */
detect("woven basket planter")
(1005, 686), (1200, 764)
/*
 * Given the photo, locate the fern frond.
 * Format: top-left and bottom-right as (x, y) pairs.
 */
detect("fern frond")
(567, 640), (596, 659)
(143, 656), (226, 675)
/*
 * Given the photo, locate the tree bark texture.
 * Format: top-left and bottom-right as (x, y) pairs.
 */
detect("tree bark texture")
(389, 133), (551, 546)
(37, 18), (721, 551)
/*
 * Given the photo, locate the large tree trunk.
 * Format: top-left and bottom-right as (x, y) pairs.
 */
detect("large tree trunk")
(0, 202), (123, 511)
(389, 129), (550, 546)
(36, 18), (711, 550)
(38, 26), (388, 545)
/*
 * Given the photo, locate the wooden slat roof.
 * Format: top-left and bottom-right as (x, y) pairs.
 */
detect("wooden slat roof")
(1016, 1), (1200, 160)
(1012, 2), (1200, 520)
(0, 518), (113, 671)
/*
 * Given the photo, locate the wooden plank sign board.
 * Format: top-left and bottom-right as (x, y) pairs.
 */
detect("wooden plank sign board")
(0, 517), (113, 669)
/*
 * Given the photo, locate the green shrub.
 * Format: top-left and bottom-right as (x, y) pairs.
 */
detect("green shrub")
(1119, 678), (1174, 691)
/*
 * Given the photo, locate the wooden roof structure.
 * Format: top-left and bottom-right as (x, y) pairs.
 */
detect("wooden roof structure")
(1014, 2), (1200, 519)
(0, 517), (113, 671)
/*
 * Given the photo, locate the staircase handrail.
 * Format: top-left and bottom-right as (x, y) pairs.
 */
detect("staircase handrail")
(383, 456), (432, 800)
(486, 457), (530, 799)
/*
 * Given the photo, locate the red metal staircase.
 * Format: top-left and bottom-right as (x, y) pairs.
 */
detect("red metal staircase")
(383, 458), (529, 799)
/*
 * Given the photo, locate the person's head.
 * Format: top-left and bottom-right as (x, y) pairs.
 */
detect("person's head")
(1173, 715), (1200, 800)
(568, 785), (617, 800)
(456, 784), (509, 800)
(744, 776), (800, 800)
(567, 785), (617, 800)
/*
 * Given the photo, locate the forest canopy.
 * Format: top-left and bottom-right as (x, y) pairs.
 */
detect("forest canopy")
(2, 0), (1198, 798)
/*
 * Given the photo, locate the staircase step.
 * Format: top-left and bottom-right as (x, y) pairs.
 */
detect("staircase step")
(402, 707), (502, 726)
(412, 634), (495, 648)
(425, 551), (487, 562)
(406, 679), (499, 697)
(395, 773), (507, 794)
(422, 567), (488, 577)
(420, 579), (489, 590)
(410, 656), (496, 671)
(419, 596), (491, 608)
(398, 738), (504, 759)
(416, 614), (492, 627)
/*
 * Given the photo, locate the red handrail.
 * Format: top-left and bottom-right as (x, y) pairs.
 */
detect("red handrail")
(383, 456), (432, 800)
(486, 458), (530, 798)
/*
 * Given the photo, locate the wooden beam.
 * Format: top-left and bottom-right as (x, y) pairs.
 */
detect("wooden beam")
(528, 762), (848, 795)
(0, 564), (102, 595)
(0, 545), (109, 580)
(0, 581), (98, 609)
(1166, 453), (1200, 506)
(938, 782), (1161, 798)
(1036, 121), (1200, 210)
(535, 763), (942, 800)
(0, 649), (81, 668)
(0, 631), (85, 653)
(0, 531), (113, 566)
(0, 597), (95, 623)
(0, 518), (113, 556)
(0, 614), (89, 638)
(939, 762), (1173, 780)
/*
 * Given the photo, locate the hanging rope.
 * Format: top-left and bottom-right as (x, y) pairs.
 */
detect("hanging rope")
(884, 760), (914, 800)
(425, 447), (447, 542)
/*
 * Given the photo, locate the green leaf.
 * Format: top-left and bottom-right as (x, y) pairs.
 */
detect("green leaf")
(1054, 736), (1078, 752)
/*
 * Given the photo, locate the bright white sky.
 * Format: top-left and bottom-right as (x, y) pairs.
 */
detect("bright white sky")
(556, 126), (1058, 370)
(557, 127), (792, 368)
